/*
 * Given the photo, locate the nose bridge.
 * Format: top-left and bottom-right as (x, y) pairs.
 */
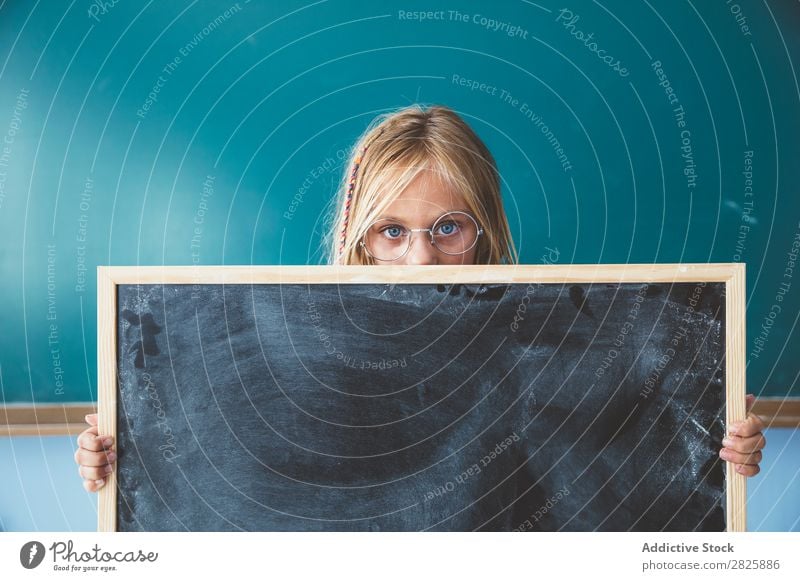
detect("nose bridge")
(405, 228), (438, 264)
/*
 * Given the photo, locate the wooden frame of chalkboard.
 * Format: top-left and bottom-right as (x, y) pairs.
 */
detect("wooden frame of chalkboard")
(96, 263), (747, 532)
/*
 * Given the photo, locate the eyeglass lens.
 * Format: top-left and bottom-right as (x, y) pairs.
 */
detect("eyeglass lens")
(363, 211), (480, 261)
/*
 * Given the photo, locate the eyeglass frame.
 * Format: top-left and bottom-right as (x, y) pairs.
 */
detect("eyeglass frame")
(358, 210), (484, 262)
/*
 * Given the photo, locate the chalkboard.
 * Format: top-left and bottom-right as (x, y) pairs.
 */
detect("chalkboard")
(97, 264), (747, 531)
(2, 0), (799, 406)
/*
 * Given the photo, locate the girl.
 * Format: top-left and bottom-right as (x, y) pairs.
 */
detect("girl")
(75, 104), (766, 493)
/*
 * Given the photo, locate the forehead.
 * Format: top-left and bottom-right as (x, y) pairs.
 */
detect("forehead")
(380, 170), (467, 222)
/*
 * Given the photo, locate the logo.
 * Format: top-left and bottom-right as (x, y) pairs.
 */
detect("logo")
(20, 541), (45, 569)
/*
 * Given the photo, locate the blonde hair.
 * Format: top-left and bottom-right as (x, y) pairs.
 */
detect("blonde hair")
(322, 105), (518, 265)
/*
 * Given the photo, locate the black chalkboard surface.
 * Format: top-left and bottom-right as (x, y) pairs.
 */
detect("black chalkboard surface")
(107, 269), (735, 532)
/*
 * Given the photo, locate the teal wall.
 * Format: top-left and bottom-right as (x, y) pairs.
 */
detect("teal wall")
(0, 0), (798, 403)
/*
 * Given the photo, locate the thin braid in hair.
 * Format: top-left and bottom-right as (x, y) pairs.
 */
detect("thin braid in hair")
(337, 128), (385, 260)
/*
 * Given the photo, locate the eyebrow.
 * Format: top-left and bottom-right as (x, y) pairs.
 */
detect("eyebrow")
(379, 209), (473, 222)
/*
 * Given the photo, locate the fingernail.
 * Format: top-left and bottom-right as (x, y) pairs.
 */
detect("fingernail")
(728, 425), (739, 435)
(105, 464), (113, 474)
(719, 449), (730, 459)
(736, 465), (745, 474)
(95, 479), (105, 488)
(103, 438), (113, 447)
(722, 438), (733, 447)
(107, 452), (117, 462)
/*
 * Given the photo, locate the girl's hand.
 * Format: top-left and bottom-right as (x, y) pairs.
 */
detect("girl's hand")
(719, 394), (766, 477)
(73, 413), (116, 492)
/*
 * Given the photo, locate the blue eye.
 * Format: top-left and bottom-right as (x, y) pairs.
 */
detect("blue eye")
(380, 225), (406, 239)
(436, 221), (460, 236)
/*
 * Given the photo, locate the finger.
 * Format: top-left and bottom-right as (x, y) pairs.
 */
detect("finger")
(734, 463), (760, 477)
(85, 413), (98, 426)
(79, 464), (113, 481)
(82, 478), (106, 493)
(76, 425), (98, 449)
(728, 413), (765, 438)
(719, 448), (762, 465)
(77, 430), (113, 452)
(722, 433), (766, 455)
(745, 394), (755, 413)
(75, 448), (117, 467)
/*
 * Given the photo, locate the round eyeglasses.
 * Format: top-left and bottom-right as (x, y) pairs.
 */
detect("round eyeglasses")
(359, 211), (484, 262)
